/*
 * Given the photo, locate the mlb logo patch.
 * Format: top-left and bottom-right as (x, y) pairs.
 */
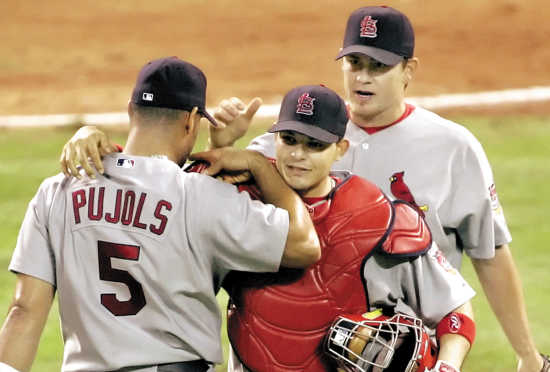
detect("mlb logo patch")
(142, 92), (154, 101)
(116, 158), (135, 168)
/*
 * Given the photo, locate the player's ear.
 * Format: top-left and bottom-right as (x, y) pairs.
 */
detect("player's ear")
(335, 139), (350, 160)
(402, 57), (419, 87)
(127, 100), (135, 119)
(184, 107), (200, 135)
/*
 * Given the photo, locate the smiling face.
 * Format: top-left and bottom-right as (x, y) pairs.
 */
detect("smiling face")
(341, 53), (417, 128)
(275, 131), (349, 198)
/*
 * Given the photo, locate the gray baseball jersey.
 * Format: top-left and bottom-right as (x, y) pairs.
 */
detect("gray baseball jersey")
(9, 153), (289, 372)
(364, 245), (475, 329)
(248, 105), (512, 269)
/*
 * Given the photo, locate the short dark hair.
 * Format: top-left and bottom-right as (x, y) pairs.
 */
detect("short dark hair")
(131, 102), (184, 123)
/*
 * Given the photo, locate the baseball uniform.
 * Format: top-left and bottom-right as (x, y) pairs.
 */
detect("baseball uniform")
(226, 171), (475, 372)
(247, 104), (512, 269)
(9, 153), (289, 372)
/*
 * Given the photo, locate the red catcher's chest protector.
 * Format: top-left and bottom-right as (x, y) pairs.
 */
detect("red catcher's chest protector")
(227, 175), (399, 372)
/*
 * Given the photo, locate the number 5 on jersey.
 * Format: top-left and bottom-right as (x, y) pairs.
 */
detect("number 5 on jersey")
(98, 240), (146, 316)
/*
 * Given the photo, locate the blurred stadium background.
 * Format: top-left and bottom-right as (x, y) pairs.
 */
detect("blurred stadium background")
(1, 1), (549, 371)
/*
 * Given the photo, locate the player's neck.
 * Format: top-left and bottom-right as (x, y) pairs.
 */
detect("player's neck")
(124, 127), (186, 164)
(350, 101), (407, 129)
(298, 176), (335, 199)
(123, 145), (175, 161)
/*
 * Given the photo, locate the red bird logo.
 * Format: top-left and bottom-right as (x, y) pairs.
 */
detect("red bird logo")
(389, 171), (428, 217)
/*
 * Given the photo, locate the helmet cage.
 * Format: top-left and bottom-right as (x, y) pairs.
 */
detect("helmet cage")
(325, 313), (429, 372)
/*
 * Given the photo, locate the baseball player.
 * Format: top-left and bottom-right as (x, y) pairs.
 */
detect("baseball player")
(0, 57), (320, 372)
(55, 85), (476, 372)
(53, 6), (549, 371)
(208, 6), (549, 372)
(194, 85), (476, 372)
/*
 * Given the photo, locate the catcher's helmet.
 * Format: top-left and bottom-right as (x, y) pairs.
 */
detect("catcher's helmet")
(325, 311), (437, 372)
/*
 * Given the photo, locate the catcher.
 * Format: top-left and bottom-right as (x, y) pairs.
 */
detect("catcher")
(204, 85), (475, 372)
(60, 85), (477, 372)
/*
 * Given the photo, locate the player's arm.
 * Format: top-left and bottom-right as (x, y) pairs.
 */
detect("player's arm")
(471, 244), (545, 372)
(0, 273), (55, 372)
(59, 125), (119, 179)
(450, 134), (546, 371)
(208, 97), (262, 149)
(416, 248), (476, 372)
(190, 147), (320, 267)
(433, 301), (475, 372)
(380, 203), (476, 371)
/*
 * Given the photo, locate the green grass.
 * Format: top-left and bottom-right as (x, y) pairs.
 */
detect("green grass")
(0, 115), (549, 372)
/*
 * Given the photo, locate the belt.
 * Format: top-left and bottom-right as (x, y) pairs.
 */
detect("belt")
(157, 360), (210, 372)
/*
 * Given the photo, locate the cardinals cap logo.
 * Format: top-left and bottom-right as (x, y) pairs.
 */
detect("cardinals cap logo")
(296, 93), (316, 115)
(360, 15), (378, 38)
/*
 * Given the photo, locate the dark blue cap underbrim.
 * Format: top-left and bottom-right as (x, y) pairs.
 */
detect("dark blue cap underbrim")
(199, 109), (219, 127)
(336, 45), (405, 66)
(268, 121), (340, 143)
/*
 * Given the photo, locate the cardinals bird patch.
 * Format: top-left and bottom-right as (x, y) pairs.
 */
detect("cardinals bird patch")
(389, 171), (428, 217)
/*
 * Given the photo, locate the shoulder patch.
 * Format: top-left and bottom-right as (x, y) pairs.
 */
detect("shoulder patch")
(381, 201), (432, 257)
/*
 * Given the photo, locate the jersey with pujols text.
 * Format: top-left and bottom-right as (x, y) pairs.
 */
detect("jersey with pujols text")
(9, 153), (289, 371)
(247, 105), (511, 269)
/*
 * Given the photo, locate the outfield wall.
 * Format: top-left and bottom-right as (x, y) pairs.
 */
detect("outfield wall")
(1, 86), (550, 128)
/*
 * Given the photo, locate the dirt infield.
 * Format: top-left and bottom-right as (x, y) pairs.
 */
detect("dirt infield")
(2, 0), (550, 116)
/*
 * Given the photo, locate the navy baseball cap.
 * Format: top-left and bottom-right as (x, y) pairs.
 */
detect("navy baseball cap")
(268, 85), (348, 143)
(336, 6), (414, 66)
(131, 56), (219, 127)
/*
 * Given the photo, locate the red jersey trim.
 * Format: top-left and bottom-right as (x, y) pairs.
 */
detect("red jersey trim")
(302, 176), (342, 205)
(362, 103), (416, 135)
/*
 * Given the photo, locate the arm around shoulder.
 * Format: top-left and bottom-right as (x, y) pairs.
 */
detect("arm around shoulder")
(247, 152), (320, 268)
(189, 147), (320, 269)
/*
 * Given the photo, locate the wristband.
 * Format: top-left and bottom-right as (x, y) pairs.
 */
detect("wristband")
(0, 362), (21, 372)
(431, 360), (460, 372)
(436, 312), (476, 346)
(115, 143), (124, 152)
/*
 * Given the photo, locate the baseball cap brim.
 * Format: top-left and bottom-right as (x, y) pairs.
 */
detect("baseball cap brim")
(336, 45), (404, 66)
(268, 121), (340, 143)
(199, 109), (220, 127)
